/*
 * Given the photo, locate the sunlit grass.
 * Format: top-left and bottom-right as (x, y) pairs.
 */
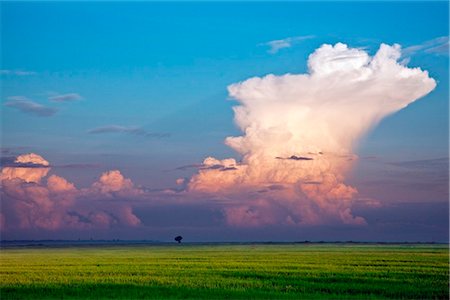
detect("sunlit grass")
(1, 244), (448, 299)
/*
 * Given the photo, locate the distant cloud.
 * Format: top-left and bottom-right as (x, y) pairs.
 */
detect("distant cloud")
(4, 96), (57, 117)
(1, 153), (50, 183)
(261, 35), (315, 54)
(0, 159), (50, 169)
(0, 147), (30, 157)
(49, 93), (83, 102)
(56, 163), (101, 169)
(389, 157), (449, 171)
(0, 69), (37, 76)
(275, 155), (314, 161)
(175, 164), (203, 171)
(1, 153), (141, 231)
(88, 125), (170, 138)
(403, 36), (449, 56)
(175, 157), (239, 173)
(1, 156), (101, 170)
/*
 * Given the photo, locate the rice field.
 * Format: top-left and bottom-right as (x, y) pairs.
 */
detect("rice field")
(0, 243), (448, 299)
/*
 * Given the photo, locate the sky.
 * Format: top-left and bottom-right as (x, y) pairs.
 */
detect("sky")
(1, 1), (448, 242)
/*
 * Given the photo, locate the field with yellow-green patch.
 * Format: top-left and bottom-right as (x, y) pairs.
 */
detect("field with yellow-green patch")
(1, 243), (448, 299)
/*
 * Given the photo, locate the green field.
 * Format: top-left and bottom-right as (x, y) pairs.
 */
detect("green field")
(1, 243), (448, 299)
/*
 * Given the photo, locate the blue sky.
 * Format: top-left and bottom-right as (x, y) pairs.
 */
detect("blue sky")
(1, 1), (448, 241)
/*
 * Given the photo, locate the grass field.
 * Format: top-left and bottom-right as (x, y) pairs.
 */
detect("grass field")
(0, 243), (448, 299)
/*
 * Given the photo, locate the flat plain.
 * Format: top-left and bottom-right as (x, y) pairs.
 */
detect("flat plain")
(0, 243), (448, 299)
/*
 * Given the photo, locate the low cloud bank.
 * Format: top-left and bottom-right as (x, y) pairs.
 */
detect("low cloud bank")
(1, 154), (141, 231)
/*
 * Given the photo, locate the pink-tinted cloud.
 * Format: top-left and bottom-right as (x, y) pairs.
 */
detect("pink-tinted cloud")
(47, 175), (76, 194)
(224, 199), (281, 227)
(90, 170), (142, 197)
(1, 153), (142, 232)
(188, 43), (436, 227)
(1, 153), (50, 183)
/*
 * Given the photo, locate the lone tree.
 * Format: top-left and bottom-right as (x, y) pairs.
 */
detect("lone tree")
(174, 236), (183, 244)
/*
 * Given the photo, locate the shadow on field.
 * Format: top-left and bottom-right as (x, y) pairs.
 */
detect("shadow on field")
(2, 280), (449, 300)
(0, 284), (351, 300)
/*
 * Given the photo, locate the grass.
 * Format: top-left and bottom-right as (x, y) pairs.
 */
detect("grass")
(0, 243), (448, 299)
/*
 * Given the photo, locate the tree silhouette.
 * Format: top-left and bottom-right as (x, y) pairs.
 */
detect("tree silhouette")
(174, 236), (183, 243)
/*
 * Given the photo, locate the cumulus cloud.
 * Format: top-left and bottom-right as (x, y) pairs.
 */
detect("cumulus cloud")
(90, 170), (143, 197)
(4, 96), (57, 117)
(188, 43), (436, 227)
(1, 153), (142, 231)
(1, 153), (50, 183)
(262, 35), (314, 54)
(49, 93), (83, 102)
(88, 125), (170, 138)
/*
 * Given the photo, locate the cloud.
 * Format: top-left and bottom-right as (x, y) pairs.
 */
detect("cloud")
(262, 35), (315, 54)
(174, 159), (239, 172)
(174, 164), (203, 171)
(1, 153), (50, 183)
(0, 69), (36, 76)
(4, 96), (57, 117)
(90, 170), (143, 197)
(389, 157), (449, 170)
(1, 153), (142, 231)
(1, 146), (30, 156)
(88, 125), (170, 138)
(1, 156), (50, 169)
(403, 36), (449, 56)
(48, 93), (83, 102)
(276, 155), (314, 161)
(188, 42), (436, 227)
(56, 163), (101, 169)
(1, 158), (101, 170)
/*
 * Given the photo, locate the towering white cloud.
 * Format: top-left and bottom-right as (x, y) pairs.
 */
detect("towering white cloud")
(189, 43), (436, 226)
